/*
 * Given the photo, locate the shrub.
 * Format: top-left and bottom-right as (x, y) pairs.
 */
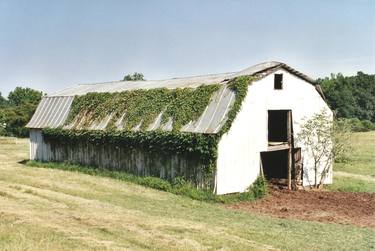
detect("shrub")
(248, 175), (268, 198)
(138, 176), (172, 191)
(343, 118), (375, 132)
(361, 120), (375, 131)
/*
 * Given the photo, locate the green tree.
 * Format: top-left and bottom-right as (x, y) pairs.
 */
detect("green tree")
(318, 72), (375, 123)
(0, 92), (7, 107)
(0, 109), (6, 135)
(1, 105), (35, 137)
(8, 87), (42, 106)
(0, 87), (43, 137)
(123, 72), (145, 81)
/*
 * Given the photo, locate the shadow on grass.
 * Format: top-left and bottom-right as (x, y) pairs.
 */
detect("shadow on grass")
(21, 160), (268, 204)
(18, 159), (29, 165)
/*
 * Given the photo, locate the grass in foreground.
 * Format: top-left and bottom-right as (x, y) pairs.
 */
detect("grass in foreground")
(0, 137), (374, 250)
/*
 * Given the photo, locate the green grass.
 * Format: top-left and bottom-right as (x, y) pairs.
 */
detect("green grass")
(0, 215), (88, 251)
(328, 176), (375, 193)
(26, 160), (267, 204)
(1, 137), (375, 250)
(328, 131), (375, 193)
(334, 131), (375, 177)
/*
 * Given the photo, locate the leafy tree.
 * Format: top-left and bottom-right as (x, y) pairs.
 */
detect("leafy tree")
(318, 72), (375, 123)
(0, 87), (43, 137)
(123, 72), (145, 81)
(0, 92), (7, 107)
(0, 109), (6, 135)
(8, 87), (42, 106)
(1, 105), (34, 137)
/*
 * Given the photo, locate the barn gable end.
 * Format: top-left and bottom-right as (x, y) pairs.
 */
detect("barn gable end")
(216, 68), (332, 194)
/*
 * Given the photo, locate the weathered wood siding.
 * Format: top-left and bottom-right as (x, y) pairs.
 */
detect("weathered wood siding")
(29, 129), (209, 187)
(30, 129), (51, 160)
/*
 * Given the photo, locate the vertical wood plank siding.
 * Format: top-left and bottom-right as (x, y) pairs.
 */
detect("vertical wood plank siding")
(30, 129), (209, 187)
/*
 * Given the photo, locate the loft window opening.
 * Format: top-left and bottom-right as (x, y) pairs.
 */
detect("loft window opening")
(274, 74), (283, 90)
(268, 110), (289, 143)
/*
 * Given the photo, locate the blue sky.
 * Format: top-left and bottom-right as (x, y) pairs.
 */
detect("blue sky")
(0, 0), (374, 96)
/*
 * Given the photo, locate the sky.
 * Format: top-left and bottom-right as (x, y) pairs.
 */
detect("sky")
(0, 0), (374, 96)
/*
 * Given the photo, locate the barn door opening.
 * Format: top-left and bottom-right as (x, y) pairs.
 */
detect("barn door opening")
(260, 149), (289, 183)
(264, 110), (295, 189)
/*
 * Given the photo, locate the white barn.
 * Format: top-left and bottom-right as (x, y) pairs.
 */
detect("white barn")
(26, 61), (333, 195)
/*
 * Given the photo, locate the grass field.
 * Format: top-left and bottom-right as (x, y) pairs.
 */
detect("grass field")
(0, 136), (374, 250)
(329, 131), (375, 193)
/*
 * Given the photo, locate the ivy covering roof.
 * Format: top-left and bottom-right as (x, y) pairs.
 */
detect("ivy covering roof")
(26, 61), (317, 133)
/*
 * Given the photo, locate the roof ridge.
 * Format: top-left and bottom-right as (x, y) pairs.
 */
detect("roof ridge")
(48, 61), (316, 97)
(77, 71), (237, 86)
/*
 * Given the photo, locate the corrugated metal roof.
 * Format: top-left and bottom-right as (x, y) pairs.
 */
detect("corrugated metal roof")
(49, 72), (235, 97)
(26, 96), (74, 128)
(27, 61), (317, 133)
(58, 85), (235, 133)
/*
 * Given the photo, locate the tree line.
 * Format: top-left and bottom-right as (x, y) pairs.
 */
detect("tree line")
(0, 71), (374, 138)
(318, 71), (375, 131)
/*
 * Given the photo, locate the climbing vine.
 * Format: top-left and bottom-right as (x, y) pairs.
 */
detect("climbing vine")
(219, 76), (253, 136)
(65, 85), (220, 131)
(43, 76), (254, 182)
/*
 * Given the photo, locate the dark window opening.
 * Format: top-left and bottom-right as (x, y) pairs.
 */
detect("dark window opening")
(261, 150), (288, 180)
(268, 110), (289, 142)
(274, 74), (283, 89)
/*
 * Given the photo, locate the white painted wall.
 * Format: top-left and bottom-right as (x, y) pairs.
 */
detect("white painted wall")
(216, 69), (333, 195)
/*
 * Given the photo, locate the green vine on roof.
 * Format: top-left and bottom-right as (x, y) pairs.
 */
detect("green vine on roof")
(65, 85), (220, 131)
(44, 76), (254, 182)
(219, 76), (253, 135)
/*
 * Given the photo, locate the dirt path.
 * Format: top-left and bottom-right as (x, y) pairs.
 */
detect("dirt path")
(227, 188), (375, 228)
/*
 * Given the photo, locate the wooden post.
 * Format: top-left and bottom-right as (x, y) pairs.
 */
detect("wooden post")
(288, 148), (292, 190)
(287, 110), (292, 190)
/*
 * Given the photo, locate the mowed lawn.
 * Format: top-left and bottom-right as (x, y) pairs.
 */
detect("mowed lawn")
(329, 131), (375, 193)
(0, 137), (374, 250)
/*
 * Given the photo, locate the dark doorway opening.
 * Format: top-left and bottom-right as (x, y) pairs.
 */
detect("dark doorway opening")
(261, 150), (289, 180)
(268, 110), (290, 143)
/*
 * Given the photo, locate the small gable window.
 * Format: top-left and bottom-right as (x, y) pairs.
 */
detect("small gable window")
(274, 74), (283, 90)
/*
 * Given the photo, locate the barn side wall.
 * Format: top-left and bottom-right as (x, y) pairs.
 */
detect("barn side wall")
(216, 69), (333, 195)
(29, 129), (209, 187)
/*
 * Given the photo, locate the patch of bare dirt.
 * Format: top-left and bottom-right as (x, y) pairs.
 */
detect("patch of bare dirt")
(227, 188), (375, 228)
